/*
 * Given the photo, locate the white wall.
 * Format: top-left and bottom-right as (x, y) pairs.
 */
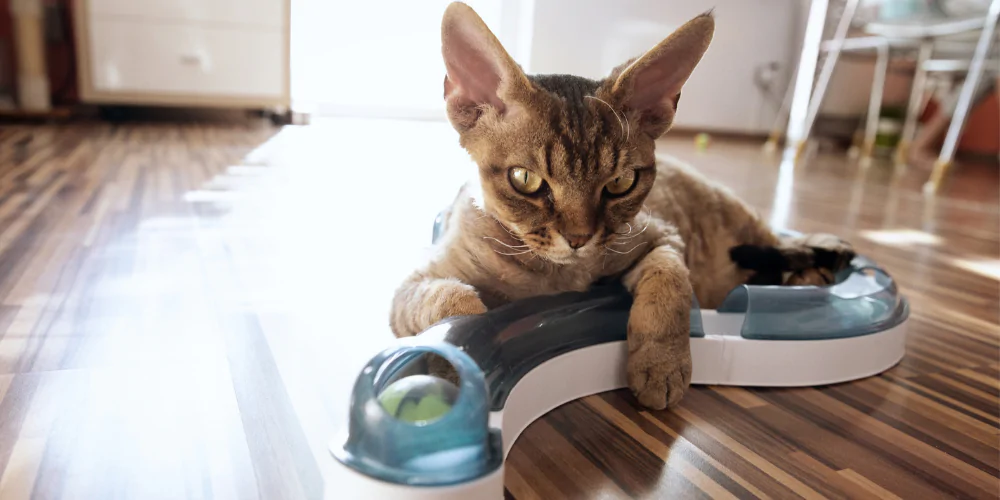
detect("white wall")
(296, 0), (904, 128)
(525, 0), (805, 134)
(292, 0), (504, 118)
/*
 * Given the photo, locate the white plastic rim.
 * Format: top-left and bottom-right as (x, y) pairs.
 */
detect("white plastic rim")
(331, 311), (907, 498)
(492, 310), (908, 456)
(328, 458), (504, 500)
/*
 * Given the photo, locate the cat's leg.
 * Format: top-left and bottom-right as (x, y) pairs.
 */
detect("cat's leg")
(390, 272), (487, 337)
(730, 232), (856, 286)
(622, 242), (693, 410)
(389, 272), (487, 384)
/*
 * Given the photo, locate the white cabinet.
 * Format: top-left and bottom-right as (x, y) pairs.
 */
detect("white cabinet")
(73, 0), (289, 109)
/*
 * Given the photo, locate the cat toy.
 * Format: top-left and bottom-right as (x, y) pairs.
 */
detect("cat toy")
(695, 132), (711, 151)
(327, 213), (909, 499)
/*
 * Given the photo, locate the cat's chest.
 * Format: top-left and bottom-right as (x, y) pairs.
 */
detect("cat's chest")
(478, 259), (607, 304)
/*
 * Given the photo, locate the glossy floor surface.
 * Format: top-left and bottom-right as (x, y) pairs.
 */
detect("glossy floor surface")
(0, 119), (997, 499)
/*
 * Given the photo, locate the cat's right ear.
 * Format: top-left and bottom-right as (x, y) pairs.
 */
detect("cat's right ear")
(441, 2), (529, 131)
(607, 13), (714, 139)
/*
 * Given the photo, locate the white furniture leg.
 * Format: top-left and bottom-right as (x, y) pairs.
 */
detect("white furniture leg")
(10, 0), (50, 111)
(798, 0), (863, 158)
(925, 0), (1000, 193)
(861, 42), (890, 165)
(785, 0), (831, 157)
(895, 40), (934, 164)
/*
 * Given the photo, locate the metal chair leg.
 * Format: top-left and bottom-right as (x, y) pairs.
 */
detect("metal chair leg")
(764, 70), (797, 153)
(784, 0), (831, 157)
(895, 40), (934, 165)
(861, 42), (890, 165)
(925, 0), (1000, 194)
(794, 0), (863, 159)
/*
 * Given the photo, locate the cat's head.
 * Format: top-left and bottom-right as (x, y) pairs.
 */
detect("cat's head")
(441, 2), (713, 263)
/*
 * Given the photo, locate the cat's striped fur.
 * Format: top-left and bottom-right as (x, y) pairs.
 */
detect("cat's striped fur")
(390, 3), (854, 409)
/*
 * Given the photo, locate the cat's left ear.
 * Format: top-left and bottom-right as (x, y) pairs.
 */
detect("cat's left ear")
(441, 2), (530, 132)
(607, 12), (714, 138)
(441, 2), (531, 132)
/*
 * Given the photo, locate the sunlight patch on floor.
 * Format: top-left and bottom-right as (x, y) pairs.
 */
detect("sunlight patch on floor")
(858, 229), (943, 247)
(949, 258), (1000, 281)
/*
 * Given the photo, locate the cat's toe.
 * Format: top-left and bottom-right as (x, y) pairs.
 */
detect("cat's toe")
(627, 345), (692, 410)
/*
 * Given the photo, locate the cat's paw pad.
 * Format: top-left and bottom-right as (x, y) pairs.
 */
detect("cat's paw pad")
(729, 244), (786, 271)
(627, 344), (692, 410)
(800, 233), (855, 271)
(785, 267), (836, 286)
(771, 233), (856, 272)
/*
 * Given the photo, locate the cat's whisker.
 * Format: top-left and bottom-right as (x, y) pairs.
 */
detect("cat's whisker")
(603, 242), (649, 255)
(483, 236), (530, 250)
(623, 112), (631, 145)
(493, 218), (525, 241)
(585, 96), (624, 139)
(615, 227), (647, 241)
(616, 217), (650, 240)
(613, 222), (633, 236)
(492, 248), (535, 257)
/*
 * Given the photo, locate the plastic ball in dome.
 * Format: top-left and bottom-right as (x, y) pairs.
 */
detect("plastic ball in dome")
(378, 374), (459, 424)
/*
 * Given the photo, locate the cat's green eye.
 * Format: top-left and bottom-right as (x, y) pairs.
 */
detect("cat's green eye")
(509, 167), (544, 194)
(605, 170), (636, 196)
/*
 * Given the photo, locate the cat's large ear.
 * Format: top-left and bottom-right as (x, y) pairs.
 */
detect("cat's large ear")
(608, 13), (714, 138)
(441, 2), (530, 131)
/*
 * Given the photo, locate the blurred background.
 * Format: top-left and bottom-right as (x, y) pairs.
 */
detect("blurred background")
(1, 0), (997, 161)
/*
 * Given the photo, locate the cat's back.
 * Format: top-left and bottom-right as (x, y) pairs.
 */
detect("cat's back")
(643, 154), (722, 226)
(644, 153), (766, 242)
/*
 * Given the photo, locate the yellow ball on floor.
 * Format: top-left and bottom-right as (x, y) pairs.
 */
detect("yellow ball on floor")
(695, 133), (710, 151)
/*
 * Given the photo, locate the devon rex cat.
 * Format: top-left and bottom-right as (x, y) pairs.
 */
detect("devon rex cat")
(390, 3), (854, 410)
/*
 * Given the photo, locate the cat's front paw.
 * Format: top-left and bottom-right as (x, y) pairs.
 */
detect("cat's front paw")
(424, 283), (488, 328)
(391, 278), (488, 337)
(798, 233), (855, 270)
(627, 342), (692, 410)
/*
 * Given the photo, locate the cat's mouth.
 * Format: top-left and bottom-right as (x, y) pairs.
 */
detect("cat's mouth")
(489, 222), (605, 264)
(532, 231), (604, 264)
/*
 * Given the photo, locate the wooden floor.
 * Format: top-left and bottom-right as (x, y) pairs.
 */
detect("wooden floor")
(0, 118), (997, 499)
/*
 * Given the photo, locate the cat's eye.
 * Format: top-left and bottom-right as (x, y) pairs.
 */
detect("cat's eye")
(509, 167), (544, 194)
(605, 170), (636, 196)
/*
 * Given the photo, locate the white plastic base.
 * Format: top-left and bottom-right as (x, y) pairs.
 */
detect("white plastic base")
(328, 458), (504, 500)
(333, 312), (907, 499)
(492, 311), (907, 456)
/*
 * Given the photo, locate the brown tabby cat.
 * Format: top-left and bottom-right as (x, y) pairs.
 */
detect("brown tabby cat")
(390, 2), (854, 410)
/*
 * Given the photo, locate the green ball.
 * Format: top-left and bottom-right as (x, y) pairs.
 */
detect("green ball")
(695, 132), (711, 151)
(378, 374), (458, 424)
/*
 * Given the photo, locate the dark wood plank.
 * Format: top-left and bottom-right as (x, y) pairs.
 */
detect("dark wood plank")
(0, 120), (996, 499)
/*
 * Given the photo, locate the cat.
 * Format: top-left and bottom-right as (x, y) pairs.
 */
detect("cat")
(390, 2), (854, 410)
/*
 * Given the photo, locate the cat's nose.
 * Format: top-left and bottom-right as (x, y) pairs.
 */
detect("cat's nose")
(560, 232), (593, 249)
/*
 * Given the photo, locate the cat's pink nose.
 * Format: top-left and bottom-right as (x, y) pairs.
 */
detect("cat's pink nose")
(561, 232), (593, 249)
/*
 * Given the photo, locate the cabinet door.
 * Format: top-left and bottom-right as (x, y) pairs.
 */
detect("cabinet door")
(89, 19), (285, 98)
(90, 0), (285, 30)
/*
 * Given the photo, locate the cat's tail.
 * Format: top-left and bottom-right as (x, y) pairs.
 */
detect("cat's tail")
(729, 233), (855, 286)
